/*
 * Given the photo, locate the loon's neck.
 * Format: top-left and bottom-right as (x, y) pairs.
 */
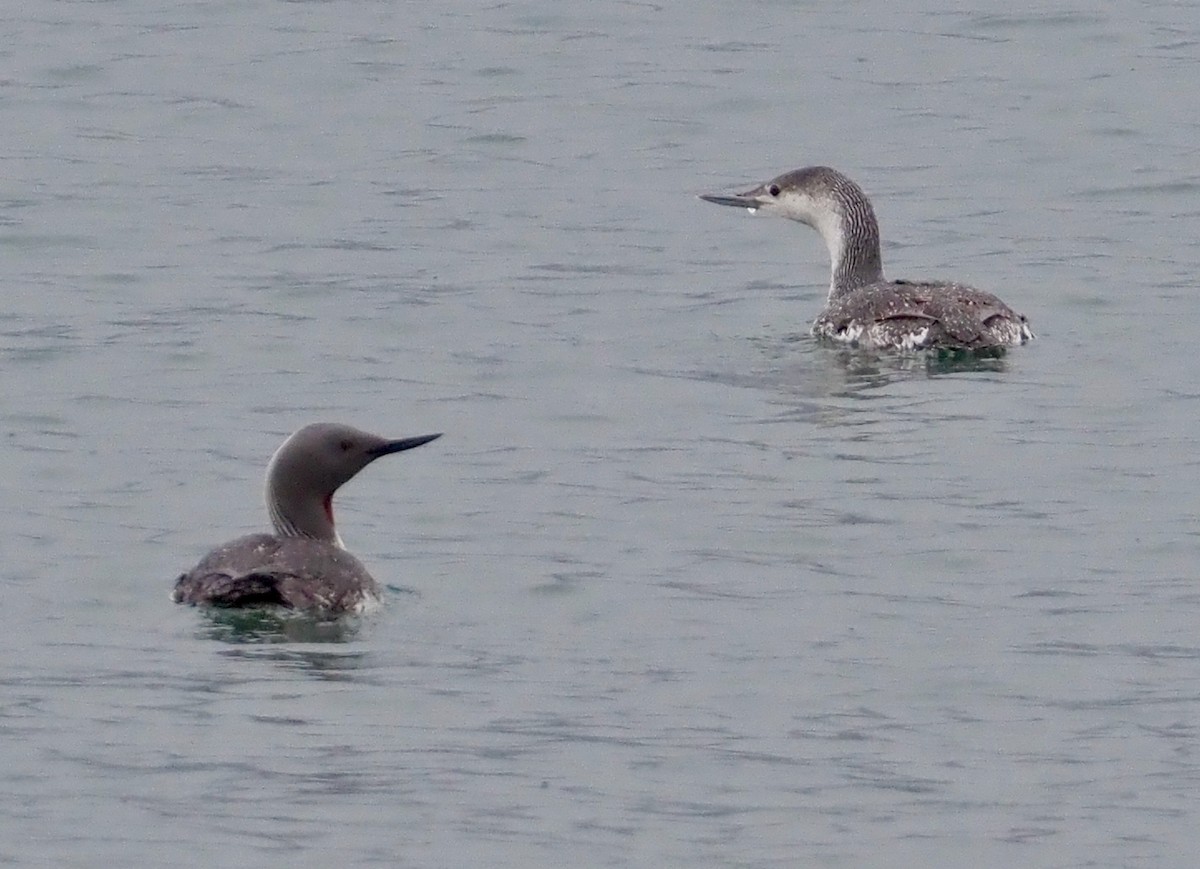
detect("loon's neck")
(821, 203), (884, 300)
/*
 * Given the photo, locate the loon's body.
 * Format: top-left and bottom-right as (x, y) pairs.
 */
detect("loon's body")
(173, 423), (440, 614)
(701, 166), (1033, 352)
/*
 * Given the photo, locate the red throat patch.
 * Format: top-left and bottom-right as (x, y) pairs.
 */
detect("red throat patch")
(323, 494), (334, 526)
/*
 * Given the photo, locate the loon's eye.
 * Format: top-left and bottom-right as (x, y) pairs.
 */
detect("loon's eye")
(768, 184), (781, 197)
(339, 439), (353, 452)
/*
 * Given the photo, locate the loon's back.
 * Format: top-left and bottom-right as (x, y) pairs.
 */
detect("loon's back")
(813, 279), (1034, 351)
(172, 533), (381, 613)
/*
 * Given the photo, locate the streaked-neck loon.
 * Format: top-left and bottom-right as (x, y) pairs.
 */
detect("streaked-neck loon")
(700, 166), (1033, 352)
(173, 423), (441, 614)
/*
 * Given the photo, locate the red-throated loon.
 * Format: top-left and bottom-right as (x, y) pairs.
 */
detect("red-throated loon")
(700, 166), (1033, 352)
(172, 423), (441, 614)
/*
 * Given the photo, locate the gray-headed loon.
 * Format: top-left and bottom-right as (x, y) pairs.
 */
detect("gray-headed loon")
(701, 166), (1033, 352)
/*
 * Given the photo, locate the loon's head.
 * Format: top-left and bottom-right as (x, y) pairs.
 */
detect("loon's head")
(699, 165), (884, 295)
(700, 166), (861, 233)
(265, 423), (442, 545)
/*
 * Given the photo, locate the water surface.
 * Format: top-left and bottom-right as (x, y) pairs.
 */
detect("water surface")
(4, 1), (1200, 866)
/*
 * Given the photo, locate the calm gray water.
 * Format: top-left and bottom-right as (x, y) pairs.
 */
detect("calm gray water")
(4, 1), (1200, 866)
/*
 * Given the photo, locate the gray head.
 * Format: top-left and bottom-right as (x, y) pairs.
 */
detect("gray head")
(265, 422), (441, 545)
(700, 166), (884, 295)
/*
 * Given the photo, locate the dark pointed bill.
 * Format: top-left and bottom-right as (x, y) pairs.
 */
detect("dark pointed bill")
(699, 191), (761, 209)
(370, 432), (443, 457)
